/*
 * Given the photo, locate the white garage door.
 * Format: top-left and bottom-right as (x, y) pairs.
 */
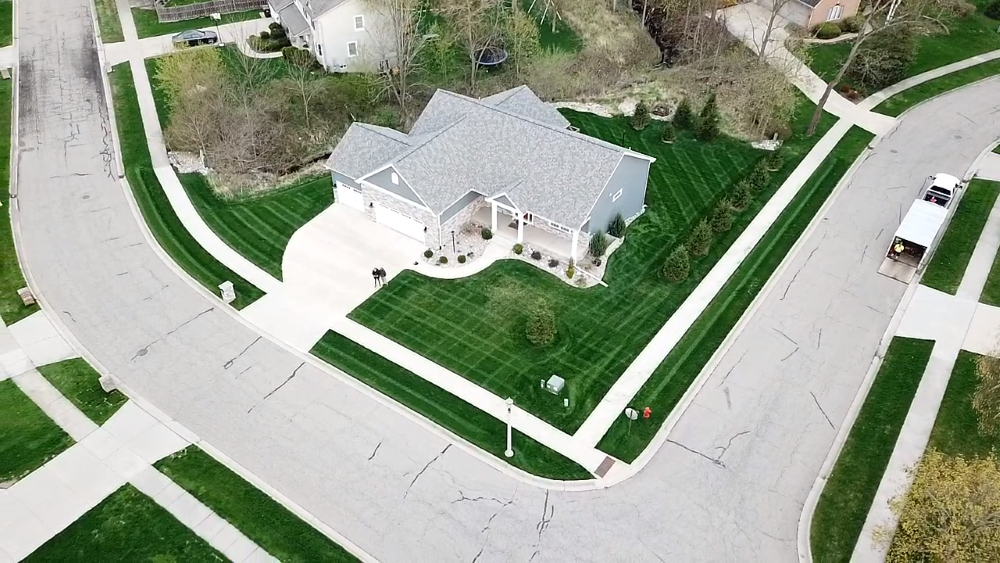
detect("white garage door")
(374, 203), (426, 242)
(336, 182), (364, 211)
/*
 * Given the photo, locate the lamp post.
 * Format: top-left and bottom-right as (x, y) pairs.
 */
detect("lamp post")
(504, 397), (514, 458)
(451, 230), (456, 254)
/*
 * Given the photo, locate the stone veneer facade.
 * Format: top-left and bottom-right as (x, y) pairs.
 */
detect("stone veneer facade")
(360, 180), (437, 248)
(439, 195), (487, 247)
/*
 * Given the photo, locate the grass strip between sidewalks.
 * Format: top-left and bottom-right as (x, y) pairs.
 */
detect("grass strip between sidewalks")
(311, 331), (595, 481)
(0, 78), (38, 324)
(873, 58), (1000, 117)
(597, 127), (875, 463)
(0, 379), (74, 482)
(809, 337), (935, 563)
(110, 63), (263, 308)
(926, 350), (999, 458)
(94, 0), (124, 43)
(156, 447), (358, 563)
(37, 358), (127, 425)
(921, 178), (1000, 295)
(24, 484), (226, 561)
(0, 0), (12, 48)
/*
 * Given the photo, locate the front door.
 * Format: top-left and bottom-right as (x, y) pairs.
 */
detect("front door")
(522, 212), (533, 224)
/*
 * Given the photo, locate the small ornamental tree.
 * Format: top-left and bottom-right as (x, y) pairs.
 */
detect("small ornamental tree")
(696, 93), (721, 141)
(747, 163), (770, 194)
(731, 182), (753, 211)
(607, 212), (626, 238)
(673, 98), (695, 130)
(631, 100), (651, 130)
(525, 302), (557, 346)
(661, 121), (676, 144)
(688, 219), (713, 256)
(588, 230), (610, 257)
(662, 245), (690, 282)
(711, 200), (734, 233)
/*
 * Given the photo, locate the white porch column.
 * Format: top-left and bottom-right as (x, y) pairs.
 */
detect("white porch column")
(516, 217), (524, 243)
(571, 229), (579, 261)
(491, 201), (498, 231)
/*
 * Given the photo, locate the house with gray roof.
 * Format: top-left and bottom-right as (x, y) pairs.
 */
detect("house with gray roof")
(755, 0), (859, 29)
(325, 86), (655, 261)
(267, 0), (393, 72)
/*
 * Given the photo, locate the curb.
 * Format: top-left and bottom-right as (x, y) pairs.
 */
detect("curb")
(860, 49), (1000, 111)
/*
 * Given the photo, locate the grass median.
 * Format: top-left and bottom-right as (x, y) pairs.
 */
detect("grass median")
(873, 58), (1000, 117)
(24, 484), (225, 561)
(597, 126), (875, 463)
(809, 337), (934, 563)
(37, 358), (127, 425)
(110, 63), (263, 308)
(156, 446), (358, 563)
(0, 379), (74, 482)
(94, 0), (124, 43)
(921, 178), (1000, 295)
(927, 350), (999, 458)
(311, 331), (594, 481)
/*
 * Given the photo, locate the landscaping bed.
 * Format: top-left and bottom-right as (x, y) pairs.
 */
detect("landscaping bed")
(809, 337), (935, 563)
(110, 63), (264, 308)
(921, 178), (1000, 295)
(37, 358), (127, 425)
(0, 379), (74, 482)
(156, 446), (358, 562)
(873, 58), (1000, 117)
(311, 331), (594, 481)
(24, 484), (225, 561)
(350, 100), (835, 434)
(130, 8), (262, 40)
(597, 126), (875, 462)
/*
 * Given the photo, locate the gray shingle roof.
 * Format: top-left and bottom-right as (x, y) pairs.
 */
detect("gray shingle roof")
(326, 123), (415, 179)
(482, 86), (570, 129)
(302, 0), (350, 18)
(278, 4), (310, 36)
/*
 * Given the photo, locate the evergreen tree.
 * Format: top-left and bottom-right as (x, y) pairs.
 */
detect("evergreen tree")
(607, 213), (626, 238)
(661, 121), (676, 143)
(673, 98), (695, 130)
(662, 245), (690, 282)
(688, 219), (713, 256)
(711, 200), (734, 233)
(631, 100), (651, 130)
(696, 93), (721, 141)
(731, 182), (753, 211)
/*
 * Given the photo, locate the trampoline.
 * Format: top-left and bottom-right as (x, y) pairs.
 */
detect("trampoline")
(473, 47), (508, 68)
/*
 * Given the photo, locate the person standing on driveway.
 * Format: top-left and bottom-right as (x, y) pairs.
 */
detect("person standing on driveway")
(372, 267), (381, 287)
(378, 267), (387, 286)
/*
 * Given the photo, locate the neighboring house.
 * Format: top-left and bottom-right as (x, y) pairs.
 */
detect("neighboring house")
(326, 86), (656, 261)
(267, 0), (391, 72)
(758, 0), (859, 29)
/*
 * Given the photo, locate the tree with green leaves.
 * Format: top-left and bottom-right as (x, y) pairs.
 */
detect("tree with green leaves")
(662, 245), (690, 282)
(696, 93), (720, 141)
(673, 97), (695, 130)
(688, 219), (712, 256)
(607, 212), (626, 238)
(710, 200), (734, 232)
(731, 182), (752, 211)
(588, 230), (610, 257)
(631, 100), (651, 130)
(661, 121), (676, 143)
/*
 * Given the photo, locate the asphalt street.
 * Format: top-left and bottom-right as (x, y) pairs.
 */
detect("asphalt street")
(14, 0), (1000, 559)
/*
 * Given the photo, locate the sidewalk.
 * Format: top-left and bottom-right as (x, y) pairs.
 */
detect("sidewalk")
(859, 49), (1000, 110)
(103, 18), (273, 65)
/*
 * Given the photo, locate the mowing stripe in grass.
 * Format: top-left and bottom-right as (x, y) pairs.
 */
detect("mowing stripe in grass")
(921, 178), (1000, 295)
(130, 8), (262, 39)
(94, 0), (125, 43)
(310, 331), (594, 481)
(110, 63), (264, 309)
(596, 127), (875, 463)
(0, 0), (11, 48)
(873, 58), (1000, 117)
(37, 358), (128, 425)
(809, 337), (934, 563)
(927, 350), (1000, 458)
(0, 379), (75, 482)
(156, 446), (358, 562)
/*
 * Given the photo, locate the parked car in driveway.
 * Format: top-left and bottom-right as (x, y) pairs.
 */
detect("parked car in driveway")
(171, 29), (219, 48)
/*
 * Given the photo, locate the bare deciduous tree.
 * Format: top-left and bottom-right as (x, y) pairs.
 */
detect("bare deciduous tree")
(368, 0), (427, 122)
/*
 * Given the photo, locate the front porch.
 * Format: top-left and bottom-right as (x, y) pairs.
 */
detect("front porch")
(471, 206), (588, 262)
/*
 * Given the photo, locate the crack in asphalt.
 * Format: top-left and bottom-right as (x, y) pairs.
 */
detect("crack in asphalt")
(403, 444), (451, 498)
(810, 391), (835, 429)
(666, 439), (726, 469)
(367, 440), (383, 462)
(224, 336), (262, 369)
(131, 307), (213, 360)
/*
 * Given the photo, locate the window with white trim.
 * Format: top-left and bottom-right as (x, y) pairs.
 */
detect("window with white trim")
(826, 4), (843, 21)
(548, 221), (572, 234)
(391, 172), (399, 185)
(354, 15), (365, 30)
(612, 188), (623, 202)
(347, 41), (358, 57)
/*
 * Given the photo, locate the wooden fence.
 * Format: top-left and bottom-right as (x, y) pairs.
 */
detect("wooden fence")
(153, 0), (268, 23)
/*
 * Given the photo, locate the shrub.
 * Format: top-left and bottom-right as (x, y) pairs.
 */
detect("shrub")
(661, 121), (676, 144)
(747, 163), (770, 193)
(424, 249), (433, 258)
(631, 100), (651, 131)
(839, 15), (864, 33)
(566, 266), (575, 279)
(765, 149), (784, 171)
(438, 255), (448, 264)
(531, 250), (542, 260)
(987, 0), (1000, 19)
(696, 93), (721, 141)
(607, 213), (626, 238)
(731, 182), (753, 211)
(710, 200), (734, 233)
(525, 304), (557, 346)
(513, 243), (524, 254)
(371, 107), (401, 128)
(548, 258), (559, 268)
(481, 227), (493, 240)
(259, 30), (270, 40)
(662, 245), (690, 282)
(269, 22), (283, 34)
(813, 22), (842, 40)
(458, 254), (467, 264)
(282, 46), (319, 69)
(847, 25), (917, 90)
(673, 98), (695, 129)
(951, 1), (976, 17)
(588, 230), (610, 257)
(688, 219), (713, 257)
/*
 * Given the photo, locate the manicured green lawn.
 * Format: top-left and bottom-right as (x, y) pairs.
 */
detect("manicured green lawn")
(994, 144), (1000, 155)
(24, 484), (225, 562)
(0, 0), (12, 47)
(521, 0), (582, 52)
(311, 331), (594, 480)
(873, 58), (1000, 117)
(598, 126), (875, 462)
(131, 8), (263, 39)
(94, 0), (125, 43)
(351, 100), (834, 434)
(0, 379), (73, 482)
(808, 2), (1000, 85)
(156, 447), (358, 562)
(110, 63), (263, 308)
(809, 337), (935, 563)
(927, 350), (999, 458)
(37, 359), (127, 425)
(921, 178), (1000, 295)
(0, 79), (38, 325)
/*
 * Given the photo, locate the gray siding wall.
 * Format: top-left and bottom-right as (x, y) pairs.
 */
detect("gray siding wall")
(586, 155), (651, 235)
(366, 166), (425, 206)
(332, 171), (359, 189)
(439, 191), (482, 224)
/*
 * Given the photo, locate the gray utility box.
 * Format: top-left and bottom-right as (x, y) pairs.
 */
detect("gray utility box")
(545, 374), (565, 395)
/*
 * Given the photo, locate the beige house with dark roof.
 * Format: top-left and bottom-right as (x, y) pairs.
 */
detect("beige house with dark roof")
(758, 0), (860, 28)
